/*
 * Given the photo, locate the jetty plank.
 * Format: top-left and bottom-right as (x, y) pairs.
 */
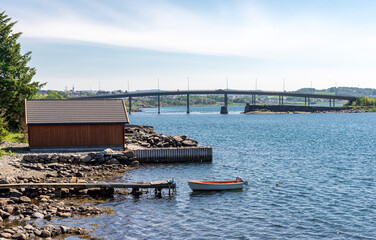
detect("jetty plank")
(0, 180), (175, 190)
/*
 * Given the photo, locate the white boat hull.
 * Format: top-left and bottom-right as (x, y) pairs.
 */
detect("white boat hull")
(188, 181), (245, 191)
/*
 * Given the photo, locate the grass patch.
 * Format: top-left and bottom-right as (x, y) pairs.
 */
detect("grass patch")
(0, 149), (13, 157)
(3, 132), (27, 143)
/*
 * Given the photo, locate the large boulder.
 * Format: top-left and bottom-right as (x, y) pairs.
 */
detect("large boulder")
(81, 155), (92, 163)
(31, 212), (44, 218)
(19, 196), (31, 204)
(123, 150), (135, 158)
(182, 140), (198, 147)
(104, 158), (120, 165)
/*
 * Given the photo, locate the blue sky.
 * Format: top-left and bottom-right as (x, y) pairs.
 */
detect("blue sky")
(1, 0), (376, 91)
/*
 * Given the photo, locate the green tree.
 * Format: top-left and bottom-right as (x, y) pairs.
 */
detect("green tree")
(45, 91), (62, 99)
(0, 12), (45, 130)
(0, 111), (7, 143)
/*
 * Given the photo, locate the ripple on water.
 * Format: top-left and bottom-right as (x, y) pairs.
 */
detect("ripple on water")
(58, 111), (376, 239)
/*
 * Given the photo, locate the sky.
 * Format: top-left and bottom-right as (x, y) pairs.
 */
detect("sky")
(1, 0), (376, 91)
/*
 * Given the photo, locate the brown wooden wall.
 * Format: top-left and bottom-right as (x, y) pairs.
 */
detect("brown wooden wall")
(28, 124), (124, 148)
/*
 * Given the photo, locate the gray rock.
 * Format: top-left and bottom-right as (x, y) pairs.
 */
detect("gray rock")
(113, 154), (124, 160)
(4, 205), (14, 213)
(11, 233), (27, 240)
(24, 225), (34, 231)
(81, 155), (92, 163)
(0, 232), (12, 238)
(123, 150), (135, 158)
(0, 209), (11, 218)
(31, 212), (44, 218)
(22, 155), (34, 162)
(182, 140), (197, 147)
(33, 229), (41, 236)
(129, 161), (139, 167)
(40, 230), (51, 238)
(104, 158), (120, 165)
(39, 154), (49, 159)
(0, 177), (10, 184)
(19, 196), (31, 204)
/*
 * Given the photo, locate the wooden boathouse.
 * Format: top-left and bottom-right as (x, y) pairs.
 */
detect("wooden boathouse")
(26, 99), (129, 151)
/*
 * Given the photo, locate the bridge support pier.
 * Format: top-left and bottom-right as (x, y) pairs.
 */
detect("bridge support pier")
(187, 94), (190, 114)
(333, 99), (335, 107)
(304, 97), (307, 106)
(308, 97), (310, 106)
(221, 93), (228, 114)
(158, 95), (160, 114)
(128, 97), (132, 114)
(329, 99), (332, 107)
(252, 95), (256, 105)
(279, 96), (284, 105)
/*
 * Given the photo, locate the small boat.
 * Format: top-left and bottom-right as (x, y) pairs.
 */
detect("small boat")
(188, 177), (248, 191)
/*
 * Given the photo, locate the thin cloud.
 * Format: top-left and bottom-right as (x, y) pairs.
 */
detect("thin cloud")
(8, 0), (376, 64)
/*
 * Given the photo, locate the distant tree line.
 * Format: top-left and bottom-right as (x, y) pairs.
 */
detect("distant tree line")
(345, 96), (376, 108)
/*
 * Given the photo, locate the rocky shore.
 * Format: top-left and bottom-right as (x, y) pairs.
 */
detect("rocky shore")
(0, 145), (139, 239)
(243, 104), (375, 114)
(125, 125), (198, 148)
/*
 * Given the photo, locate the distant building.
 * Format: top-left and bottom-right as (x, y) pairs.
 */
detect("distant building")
(25, 99), (129, 151)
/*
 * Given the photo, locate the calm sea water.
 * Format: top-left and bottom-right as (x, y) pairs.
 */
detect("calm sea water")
(61, 106), (375, 239)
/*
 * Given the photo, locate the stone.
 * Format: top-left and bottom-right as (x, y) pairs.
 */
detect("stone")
(39, 195), (50, 199)
(9, 189), (22, 198)
(11, 233), (27, 240)
(81, 155), (92, 163)
(182, 140), (197, 147)
(129, 161), (139, 167)
(0, 199), (8, 206)
(3, 229), (14, 234)
(40, 198), (48, 203)
(39, 154), (49, 159)
(22, 155), (34, 162)
(113, 154), (124, 160)
(104, 158), (120, 165)
(40, 230), (51, 238)
(0, 209), (11, 218)
(123, 150), (135, 158)
(10, 197), (20, 203)
(179, 134), (188, 140)
(33, 229), (41, 236)
(24, 225), (34, 231)
(172, 136), (183, 142)
(57, 212), (71, 218)
(31, 212), (44, 218)
(4, 205), (14, 213)
(19, 196), (31, 204)
(60, 226), (69, 234)
(0, 233), (12, 238)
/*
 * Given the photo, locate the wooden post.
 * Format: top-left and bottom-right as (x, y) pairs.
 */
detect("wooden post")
(158, 95), (160, 114)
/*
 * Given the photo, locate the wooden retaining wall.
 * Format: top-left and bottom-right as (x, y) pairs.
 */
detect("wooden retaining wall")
(134, 147), (212, 163)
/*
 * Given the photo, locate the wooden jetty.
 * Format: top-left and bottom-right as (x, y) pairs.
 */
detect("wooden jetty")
(134, 147), (212, 163)
(0, 179), (176, 196)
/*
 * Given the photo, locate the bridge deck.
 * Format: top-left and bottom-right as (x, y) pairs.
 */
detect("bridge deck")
(79, 89), (356, 101)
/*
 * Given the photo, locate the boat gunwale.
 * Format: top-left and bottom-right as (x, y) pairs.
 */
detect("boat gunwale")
(188, 180), (243, 185)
